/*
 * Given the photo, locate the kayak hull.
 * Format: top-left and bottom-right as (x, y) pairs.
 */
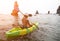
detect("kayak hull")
(6, 23), (38, 38)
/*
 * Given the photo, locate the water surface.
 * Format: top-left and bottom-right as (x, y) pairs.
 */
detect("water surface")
(0, 14), (60, 41)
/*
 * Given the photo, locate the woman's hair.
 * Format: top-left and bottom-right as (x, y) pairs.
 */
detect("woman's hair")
(14, 1), (18, 7)
(24, 15), (28, 18)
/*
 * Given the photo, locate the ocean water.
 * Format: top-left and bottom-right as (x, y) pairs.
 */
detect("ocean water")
(0, 14), (60, 41)
(28, 14), (60, 41)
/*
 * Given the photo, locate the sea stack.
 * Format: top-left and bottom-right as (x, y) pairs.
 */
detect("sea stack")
(48, 11), (50, 14)
(35, 10), (39, 14)
(57, 6), (60, 15)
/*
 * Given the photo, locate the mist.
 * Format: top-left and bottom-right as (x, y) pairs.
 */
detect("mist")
(0, 0), (59, 14)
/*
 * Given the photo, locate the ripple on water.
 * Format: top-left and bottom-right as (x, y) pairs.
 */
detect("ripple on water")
(0, 15), (60, 41)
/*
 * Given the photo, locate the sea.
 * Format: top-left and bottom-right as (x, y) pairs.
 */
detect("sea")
(0, 14), (60, 41)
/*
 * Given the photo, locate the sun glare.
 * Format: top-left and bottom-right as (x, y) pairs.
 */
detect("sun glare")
(0, 0), (59, 14)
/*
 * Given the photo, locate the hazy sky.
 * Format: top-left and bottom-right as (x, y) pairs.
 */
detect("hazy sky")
(0, 0), (59, 14)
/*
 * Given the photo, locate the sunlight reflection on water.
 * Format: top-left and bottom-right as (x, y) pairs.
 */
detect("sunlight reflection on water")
(0, 14), (60, 41)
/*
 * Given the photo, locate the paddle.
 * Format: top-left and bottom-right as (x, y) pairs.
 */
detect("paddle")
(19, 10), (25, 16)
(30, 22), (39, 30)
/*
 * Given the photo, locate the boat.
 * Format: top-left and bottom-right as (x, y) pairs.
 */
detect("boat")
(6, 22), (38, 38)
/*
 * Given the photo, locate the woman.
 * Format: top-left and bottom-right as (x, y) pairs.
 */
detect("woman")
(22, 15), (31, 28)
(11, 1), (20, 27)
(11, 1), (19, 17)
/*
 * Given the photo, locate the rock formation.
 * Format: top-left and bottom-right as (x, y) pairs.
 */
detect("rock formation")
(35, 10), (39, 14)
(57, 6), (60, 15)
(48, 11), (50, 14)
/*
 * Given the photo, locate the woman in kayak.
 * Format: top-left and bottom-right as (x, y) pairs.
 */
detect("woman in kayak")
(11, 1), (20, 27)
(11, 1), (19, 17)
(22, 15), (31, 28)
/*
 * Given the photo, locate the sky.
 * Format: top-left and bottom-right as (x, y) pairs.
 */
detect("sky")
(0, 0), (59, 14)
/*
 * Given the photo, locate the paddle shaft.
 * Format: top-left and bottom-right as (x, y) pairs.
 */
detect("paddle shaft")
(19, 10), (24, 16)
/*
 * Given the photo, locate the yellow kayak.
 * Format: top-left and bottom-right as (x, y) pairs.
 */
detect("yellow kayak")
(6, 22), (38, 38)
